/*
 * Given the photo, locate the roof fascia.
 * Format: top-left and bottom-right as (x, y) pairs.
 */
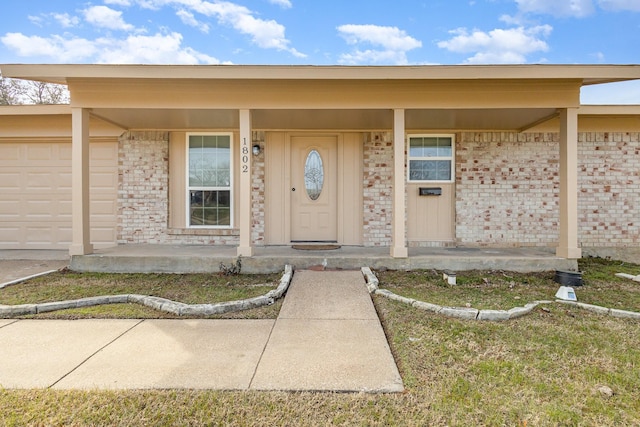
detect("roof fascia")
(2, 64), (640, 86)
(0, 104), (71, 115)
(579, 105), (640, 115)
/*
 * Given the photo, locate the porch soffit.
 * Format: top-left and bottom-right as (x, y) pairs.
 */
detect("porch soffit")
(89, 107), (559, 132)
(68, 78), (580, 110)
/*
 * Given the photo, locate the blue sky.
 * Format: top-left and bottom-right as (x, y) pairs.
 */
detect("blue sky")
(1, 0), (639, 103)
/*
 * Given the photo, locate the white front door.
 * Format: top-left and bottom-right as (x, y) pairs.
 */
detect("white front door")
(290, 136), (337, 242)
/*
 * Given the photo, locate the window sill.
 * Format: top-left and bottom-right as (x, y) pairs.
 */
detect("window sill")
(168, 228), (239, 236)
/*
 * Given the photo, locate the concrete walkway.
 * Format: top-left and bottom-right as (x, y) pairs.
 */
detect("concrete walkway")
(0, 270), (403, 392)
(0, 250), (69, 286)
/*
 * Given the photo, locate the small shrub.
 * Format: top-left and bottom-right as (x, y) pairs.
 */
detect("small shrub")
(219, 256), (242, 276)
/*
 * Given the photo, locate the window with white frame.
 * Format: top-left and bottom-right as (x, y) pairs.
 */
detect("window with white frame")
(187, 133), (232, 227)
(407, 135), (454, 182)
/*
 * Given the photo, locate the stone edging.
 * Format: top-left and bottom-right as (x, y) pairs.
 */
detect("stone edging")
(0, 265), (293, 318)
(361, 267), (640, 322)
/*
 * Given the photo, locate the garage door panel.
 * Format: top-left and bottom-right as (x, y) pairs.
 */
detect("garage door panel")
(91, 171), (118, 189)
(25, 200), (59, 217)
(91, 200), (117, 216)
(59, 172), (72, 190)
(59, 144), (72, 160)
(59, 200), (72, 216)
(25, 226), (59, 245)
(91, 227), (117, 244)
(0, 200), (20, 217)
(26, 144), (52, 160)
(0, 140), (118, 250)
(26, 172), (62, 190)
(0, 144), (20, 161)
(91, 143), (118, 165)
(0, 173), (21, 190)
(0, 227), (21, 245)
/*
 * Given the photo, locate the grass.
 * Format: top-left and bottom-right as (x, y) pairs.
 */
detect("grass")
(0, 270), (282, 319)
(376, 257), (640, 312)
(0, 258), (639, 425)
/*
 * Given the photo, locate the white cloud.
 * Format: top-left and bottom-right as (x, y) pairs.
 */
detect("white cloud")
(438, 25), (552, 64)
(104, 0), (133, 5)
(129, 0), (305, 57)
(515, 0), (595, 17)
(176, 9), (210, 33)
(268, 0), (292, 9)
(95, 32), (221, 63)
(52, 13), (80, 28)
(0, 31), (222, 64)
(338, 49), (415, 65)
(1, 32), (97, 62)
(83, 5), (135, 31)
(597, 0), (640, 11)
(338, 24), (422, 51)
(28, 15), (44, 27)
(337, 24), (422, 65)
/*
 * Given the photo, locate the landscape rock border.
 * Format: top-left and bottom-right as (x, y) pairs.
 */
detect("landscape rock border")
(0, 265), (293, 318)
(361, 267), (640, 322)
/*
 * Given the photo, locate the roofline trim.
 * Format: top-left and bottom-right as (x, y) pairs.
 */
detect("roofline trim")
(2, 64), (640, 86)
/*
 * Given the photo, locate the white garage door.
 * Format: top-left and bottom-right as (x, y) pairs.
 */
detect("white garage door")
(0, 140), (118, 250)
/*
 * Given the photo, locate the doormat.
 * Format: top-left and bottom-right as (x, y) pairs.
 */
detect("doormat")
(292, 244), (341, 251)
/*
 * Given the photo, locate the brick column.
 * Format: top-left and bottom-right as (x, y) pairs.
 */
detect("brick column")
(556, 108), (582, 259)
(69, 108), (93, 256)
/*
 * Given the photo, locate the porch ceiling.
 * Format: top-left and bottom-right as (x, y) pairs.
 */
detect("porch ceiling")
(90, 107), (559, 132)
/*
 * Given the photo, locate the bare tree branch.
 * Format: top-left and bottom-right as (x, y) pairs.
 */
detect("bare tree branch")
(0, 76), (69, 105)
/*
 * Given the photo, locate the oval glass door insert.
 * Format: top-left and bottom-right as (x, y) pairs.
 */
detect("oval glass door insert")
(304, 149), (324, 200)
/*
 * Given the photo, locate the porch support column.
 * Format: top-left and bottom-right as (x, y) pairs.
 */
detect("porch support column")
(69, 107), (93, 256)
(391, 108), (408, 258)
(237, 109), (254, 257)
(556, 107), (582, 259)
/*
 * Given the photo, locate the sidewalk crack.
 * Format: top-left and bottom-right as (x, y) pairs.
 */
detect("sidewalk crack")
(247, 319), (277, 390)
(48, 319), (145, 389)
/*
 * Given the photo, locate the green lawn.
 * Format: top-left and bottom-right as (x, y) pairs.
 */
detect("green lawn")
(0, 270), (282, 319)
(0, 258), (638, 425)
(377, 257), (640, 312)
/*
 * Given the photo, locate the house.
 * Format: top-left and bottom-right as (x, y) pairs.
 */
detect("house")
(1, 64), (639, 266)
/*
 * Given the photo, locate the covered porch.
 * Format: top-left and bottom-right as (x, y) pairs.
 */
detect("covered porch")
(4, 64), (640, 265)
(69, 244), (577, 274)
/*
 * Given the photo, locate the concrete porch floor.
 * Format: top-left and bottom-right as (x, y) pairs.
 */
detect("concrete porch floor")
(69, 244), (578, 274)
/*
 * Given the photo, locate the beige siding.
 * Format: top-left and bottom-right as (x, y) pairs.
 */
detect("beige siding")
(339, 133), (363, 245)
(0, 139), (118, 249)
(264, 132), (288, 244)
(168, 132), (187, 229)
(407, 183), (455, 245)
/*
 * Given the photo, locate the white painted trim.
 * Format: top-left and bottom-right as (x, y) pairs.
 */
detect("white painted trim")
(406, 133), (456, 183)
(185, 132), (234, 229)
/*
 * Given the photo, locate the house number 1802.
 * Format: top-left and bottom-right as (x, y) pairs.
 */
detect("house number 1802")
(241, 137), (249, 173)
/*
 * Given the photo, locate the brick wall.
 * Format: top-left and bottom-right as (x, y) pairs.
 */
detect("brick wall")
(116, 130), (638, 250)
(456, 132), (560, 246)
(118, 131), (266, 246)
(251, 131), (266, 246)
(117, 131), (170, 244)
(579, 132), (639, 247)
(363, 132), (393, 246)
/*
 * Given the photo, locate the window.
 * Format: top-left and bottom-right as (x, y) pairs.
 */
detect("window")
(407, 135), (454, 182)
(187, 133), (232, 227)
(304, 149), (324, 201)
